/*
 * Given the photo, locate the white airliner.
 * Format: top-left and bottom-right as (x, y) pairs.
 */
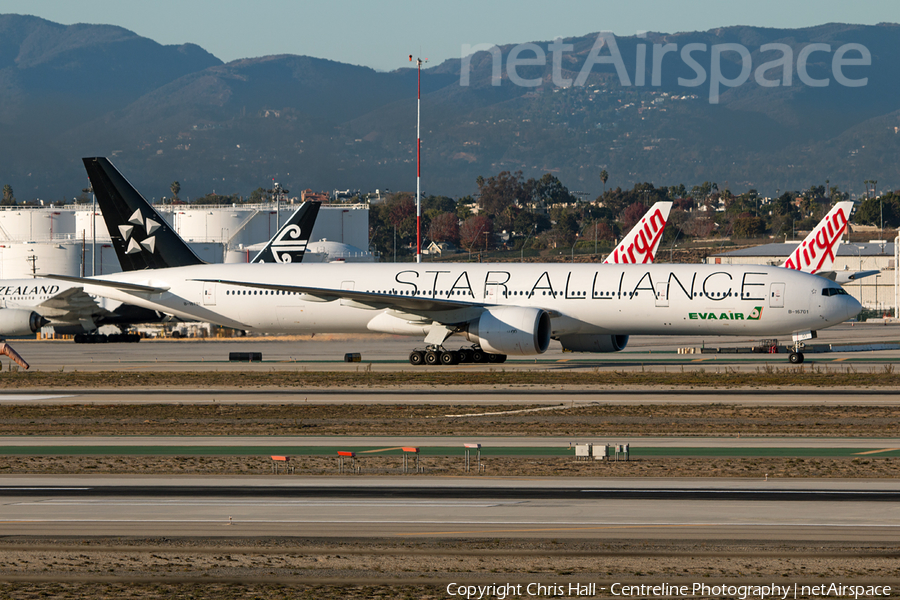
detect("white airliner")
(42, 158), (862, 366)
(0, 177), (319, 341)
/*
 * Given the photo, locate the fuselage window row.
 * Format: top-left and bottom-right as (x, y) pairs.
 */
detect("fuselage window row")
(214, 287), (795, 300)
(225, 290), (299, 296)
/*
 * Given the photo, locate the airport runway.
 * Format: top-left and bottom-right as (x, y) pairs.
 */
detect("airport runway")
(1, 477), (897, 541)
(6, 322), (900, 372)
(2, 324), (897, 553)
(2, 388), (899, 405)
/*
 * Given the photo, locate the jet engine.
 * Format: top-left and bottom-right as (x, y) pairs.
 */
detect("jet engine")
(465, 306), (551, 355)
(557, 333), (629, 353)
(0, 309), (48, 337)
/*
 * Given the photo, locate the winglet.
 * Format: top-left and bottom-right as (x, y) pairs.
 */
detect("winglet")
(250, 201), (321, 263)
(781, 201), (854, 274)
(82, 157), (205, 271)
(604, 201), (673, 264)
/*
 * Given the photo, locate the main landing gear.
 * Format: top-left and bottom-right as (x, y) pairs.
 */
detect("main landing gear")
(788, 351), (805, 364)
(74, 333), (141, 344)
(408, 346), (507, 366)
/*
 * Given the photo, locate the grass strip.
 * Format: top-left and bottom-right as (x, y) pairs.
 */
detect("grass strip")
(1, 368), (899, 388)
(1, 446), (896, 458)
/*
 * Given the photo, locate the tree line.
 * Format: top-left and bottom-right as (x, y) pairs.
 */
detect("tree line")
(368, 172), (897, 260)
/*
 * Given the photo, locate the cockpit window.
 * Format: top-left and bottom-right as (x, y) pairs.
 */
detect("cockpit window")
(822, 287), (849, 297)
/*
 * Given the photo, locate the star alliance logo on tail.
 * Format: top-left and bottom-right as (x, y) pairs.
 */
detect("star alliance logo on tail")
(117, 208), (161, 255)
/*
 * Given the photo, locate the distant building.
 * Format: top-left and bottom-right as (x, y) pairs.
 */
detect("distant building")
(423, 241), (456, 256)
(0, 202), (370, 277)
(301, 189), (330, 203)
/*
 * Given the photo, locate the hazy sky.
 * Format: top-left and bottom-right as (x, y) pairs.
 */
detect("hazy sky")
(5, 0), (900, 71)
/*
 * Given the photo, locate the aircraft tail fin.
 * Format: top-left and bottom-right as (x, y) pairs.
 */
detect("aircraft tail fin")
(603, 201), (673, 264)
(781, 201), (854, 274)
(250, 201), (321, 263)
(82, 157), (205, 271)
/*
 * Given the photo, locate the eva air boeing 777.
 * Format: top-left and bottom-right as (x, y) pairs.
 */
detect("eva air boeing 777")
(48, 158), (861, 366)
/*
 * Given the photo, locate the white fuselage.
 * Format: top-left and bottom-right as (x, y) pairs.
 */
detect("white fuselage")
(76, 262), (861, 343)
(0, 280), (70, 310)
(0, 279), (122, 313)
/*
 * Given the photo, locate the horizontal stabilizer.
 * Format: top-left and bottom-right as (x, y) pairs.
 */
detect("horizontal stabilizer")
(825, 269), (881, 284)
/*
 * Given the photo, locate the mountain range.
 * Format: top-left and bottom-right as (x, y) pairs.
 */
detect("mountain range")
(1, 14), (899, 202)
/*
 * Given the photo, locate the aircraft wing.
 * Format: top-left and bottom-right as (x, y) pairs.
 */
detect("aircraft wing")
(192, 278), (563, 334)
(191, 278), (489, 312)
(44, 274), (170, 295)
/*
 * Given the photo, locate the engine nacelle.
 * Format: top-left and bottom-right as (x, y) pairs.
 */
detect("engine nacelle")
(557, 333), (629, 353)
(465, 306), (551, 355)
(0, 309), (48, 337)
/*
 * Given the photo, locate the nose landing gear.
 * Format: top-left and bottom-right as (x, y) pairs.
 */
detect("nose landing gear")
(788, 330), (815, 364)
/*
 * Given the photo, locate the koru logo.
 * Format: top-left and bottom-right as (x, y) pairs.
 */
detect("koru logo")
(268, 224), (308, 263)
(118, 208), (161, 255)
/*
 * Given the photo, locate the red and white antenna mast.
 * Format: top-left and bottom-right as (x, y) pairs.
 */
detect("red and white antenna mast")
(410, 54), (427, 263)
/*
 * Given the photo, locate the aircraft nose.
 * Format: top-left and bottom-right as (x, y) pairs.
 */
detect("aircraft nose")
(844, 295), (862, 322)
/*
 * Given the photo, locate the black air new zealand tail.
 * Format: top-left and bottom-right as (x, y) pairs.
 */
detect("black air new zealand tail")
(82, 157), (205, 271)
(250, 201), (320, 263)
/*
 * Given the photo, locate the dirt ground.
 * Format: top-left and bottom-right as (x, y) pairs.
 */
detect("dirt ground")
(2, 402), (899, 437)
(2, 400), (898, 597)
(0, 538), (897, 599)
(2, 368), (900, 388)
(3, 402), (899, 479)
(1, 454), (898, 479)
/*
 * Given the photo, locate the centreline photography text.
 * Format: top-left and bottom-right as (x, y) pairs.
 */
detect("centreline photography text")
(445, 581), (893, 599)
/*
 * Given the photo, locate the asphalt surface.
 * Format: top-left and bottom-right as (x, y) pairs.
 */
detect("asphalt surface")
(6, 322), (900, 372)
(3, 484), (900, 501)
(2, 325), (898, 546)
(3, 388), (900, 405)
(1, 477), (897, 541)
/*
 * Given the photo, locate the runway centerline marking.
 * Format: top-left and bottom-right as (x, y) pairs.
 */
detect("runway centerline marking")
(13, 500), (518, 508)
(0, 395), (74, 401)
(397, 522), (900, 535)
